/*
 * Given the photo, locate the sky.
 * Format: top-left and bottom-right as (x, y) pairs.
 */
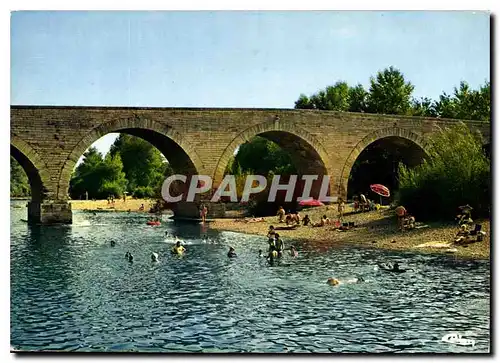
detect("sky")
(10, 11), (491, 157)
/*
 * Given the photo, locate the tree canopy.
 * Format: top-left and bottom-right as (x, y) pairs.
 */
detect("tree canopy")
(294, 66), (490, 122)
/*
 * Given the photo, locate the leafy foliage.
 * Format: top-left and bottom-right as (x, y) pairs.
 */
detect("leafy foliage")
(229, 136), (297, 176)
(366, 66), (415, 115)
(70, 147), (128, 199)
(433, 81), (490, 121)
(109, 134), (167, 193)
(294, 82), (368, 112)
(397, 122), (490, 221)
(11, 157), (30, 197)
(294, 67), (490, 122)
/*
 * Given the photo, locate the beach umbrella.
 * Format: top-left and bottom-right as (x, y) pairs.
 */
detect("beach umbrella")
(370, 184), (390, 205)
(370, 184), (390, 197)
(298, 199), (325, 207)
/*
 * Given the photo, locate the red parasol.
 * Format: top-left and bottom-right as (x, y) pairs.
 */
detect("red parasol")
(298, 199), (325, 207)
(370, 184), (390, 198)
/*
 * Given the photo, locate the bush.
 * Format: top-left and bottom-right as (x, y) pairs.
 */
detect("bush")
(397, 122), (490, 221)
(99, 181), (125, 199)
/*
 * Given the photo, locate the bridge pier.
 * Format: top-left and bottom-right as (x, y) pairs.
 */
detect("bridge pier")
(27, 201), (72, 225)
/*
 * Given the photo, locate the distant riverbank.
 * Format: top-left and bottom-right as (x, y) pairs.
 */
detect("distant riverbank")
(211, 205), (490, 260)
(69, 198), (155, 212)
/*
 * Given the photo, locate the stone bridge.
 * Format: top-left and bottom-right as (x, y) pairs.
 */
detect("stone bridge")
(10, 106), (490, 224)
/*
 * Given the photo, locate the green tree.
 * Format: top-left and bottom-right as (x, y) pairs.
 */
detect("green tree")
(398, 122), (490, 221)
(411, 97), (437, 117)
(10, 157), (30, 197)
(348, 84), (368, 112)
(434, 81), (490, 121)
(109, 134), (167, 194)
(294, 94), (315, 109)
(231, 136), (297, 176)
(69, 147), (128, 199)
(366, 66), (415, 115)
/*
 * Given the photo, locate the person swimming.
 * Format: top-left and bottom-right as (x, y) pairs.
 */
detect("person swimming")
(110, 240), (116, 247)
(151, 252), (159, 262)
(227, 247), (237, 258)
(290, 246), (298, 257)
(327, 277), (340, 286)
(267, 245), (279, 261)
(171, 241), (186, 255)
(258, 249), (264, 258)
(127, 253), (134, 263)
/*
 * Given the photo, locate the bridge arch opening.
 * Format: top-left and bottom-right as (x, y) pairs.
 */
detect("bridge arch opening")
(346, 135), (428, 202)
(10, 145), (45, 203)
(67, 129), (201, 205)
(215, 126), (333, 216)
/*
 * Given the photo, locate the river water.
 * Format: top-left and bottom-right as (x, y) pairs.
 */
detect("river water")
(10, 202), (490, 353)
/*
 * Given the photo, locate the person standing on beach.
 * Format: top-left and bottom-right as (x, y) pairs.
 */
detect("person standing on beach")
(338, 198), (345, 221)
(200, 204), (208, 223)
(275, 233), (285, 257)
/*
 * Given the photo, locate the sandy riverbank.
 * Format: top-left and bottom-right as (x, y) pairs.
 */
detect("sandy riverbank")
(69, 198), (155, 212)
(210, 205), (490, 260)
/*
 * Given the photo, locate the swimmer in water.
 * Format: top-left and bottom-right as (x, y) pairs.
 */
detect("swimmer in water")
(110, 240), (116, 247)
(258, 249), (264, 258)
(151, 252), (159, 262)
(290, 246), (298, 257)
(171, 241), (186, 255)
(227, 247), (237, 258)
(267, 245), (278, 263)
(128, 253), (134, 263)
(327, 277), (340, 286)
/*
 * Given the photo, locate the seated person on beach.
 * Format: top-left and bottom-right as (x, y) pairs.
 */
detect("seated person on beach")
(353, 195), (360, 212)
(395, 206), (407, 231)
(277, 206), (286, 223)
(139, 204), (145, 211)
(302, 215), (311, 226)
(313, 215), (330, 227)
(285, 213), (293, 226)
(294, 212), (301, 224)
(227, 247), (237, 258)
(360, 194), (368, 211)
(171, 241), (186, 255)
(247, 217), (265, 223)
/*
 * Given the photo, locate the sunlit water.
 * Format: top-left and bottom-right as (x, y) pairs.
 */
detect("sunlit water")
(10, 201), (490, 353)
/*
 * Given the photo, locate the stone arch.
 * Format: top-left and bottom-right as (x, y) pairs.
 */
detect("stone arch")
(338, 127), (431, 199)
(57, 117), (204, 200)
(212, 119), (336, 191)
(10, 135), (51, 202)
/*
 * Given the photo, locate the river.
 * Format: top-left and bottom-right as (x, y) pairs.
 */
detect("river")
(10, 202), (490, 353)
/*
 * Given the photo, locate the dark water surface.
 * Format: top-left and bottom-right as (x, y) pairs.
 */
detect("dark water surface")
(10, 204), (490, 353)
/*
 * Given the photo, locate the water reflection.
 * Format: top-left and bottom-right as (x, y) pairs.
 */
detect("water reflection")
(10, 207), (490, 353)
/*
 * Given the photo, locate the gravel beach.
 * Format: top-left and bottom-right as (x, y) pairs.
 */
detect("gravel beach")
(211, 205), (490, 260)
